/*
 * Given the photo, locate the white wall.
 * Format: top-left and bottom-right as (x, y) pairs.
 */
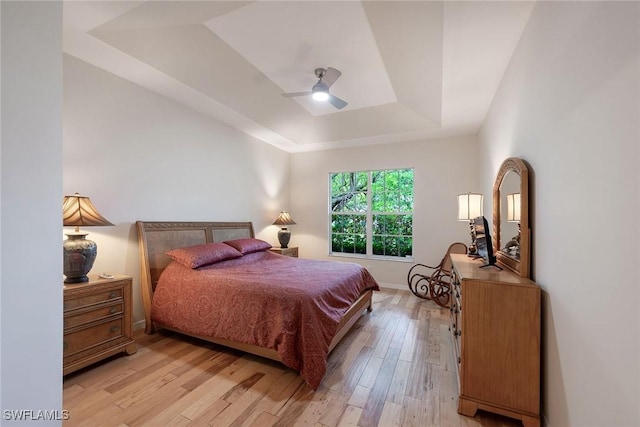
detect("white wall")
(63, 55), (291, 325)
(290, 136), (479, 286)
(479, 2), (639, 426)
(1, 1), (63, 424)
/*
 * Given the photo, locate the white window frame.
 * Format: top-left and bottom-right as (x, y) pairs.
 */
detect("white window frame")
(328, 168), (414, 262)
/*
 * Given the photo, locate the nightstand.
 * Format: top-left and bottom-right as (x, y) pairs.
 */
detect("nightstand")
(269, 247), (299, 257)
(63, 275), (136, 375)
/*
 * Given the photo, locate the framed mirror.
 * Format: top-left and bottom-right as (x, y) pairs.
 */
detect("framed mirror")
(492, 157), (530, 278)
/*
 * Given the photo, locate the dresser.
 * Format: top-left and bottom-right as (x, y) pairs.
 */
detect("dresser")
(269, 246), (299, 257)
(449, 254), (540, 427)
(63, 275), (136, 375)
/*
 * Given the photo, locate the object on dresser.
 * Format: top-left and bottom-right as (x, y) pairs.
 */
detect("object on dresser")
(457, 193), (484, 255)
(472, 216), (500, 270)
(407, 242), (467, 307)
(62, 193), (114, 284)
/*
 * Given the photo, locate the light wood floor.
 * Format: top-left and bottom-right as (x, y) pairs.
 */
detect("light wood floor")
(63, 288), (522, 427)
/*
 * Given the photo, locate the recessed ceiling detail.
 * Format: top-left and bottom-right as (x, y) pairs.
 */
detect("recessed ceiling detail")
(205, 1), (397, 116)
(63, 1), (535, 152)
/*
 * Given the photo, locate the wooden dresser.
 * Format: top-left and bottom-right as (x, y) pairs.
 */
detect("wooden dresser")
(449, 254), (540, 427)
(63, 275), (136, 375)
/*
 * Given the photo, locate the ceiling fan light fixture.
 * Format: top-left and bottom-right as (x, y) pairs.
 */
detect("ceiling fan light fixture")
(312, 90), (329, 101)
(282, 67), (347, 109)
(312, 81), (330, 101)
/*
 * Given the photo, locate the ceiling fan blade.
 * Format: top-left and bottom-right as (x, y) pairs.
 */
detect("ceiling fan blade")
(281, 91), (312, 98)
(327, 94), (348, 109)
(322, 67), (342, 88)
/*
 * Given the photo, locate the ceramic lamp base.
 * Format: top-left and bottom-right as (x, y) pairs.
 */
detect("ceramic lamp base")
(63, 233), (97, 284)
(277, 228), (291, 248)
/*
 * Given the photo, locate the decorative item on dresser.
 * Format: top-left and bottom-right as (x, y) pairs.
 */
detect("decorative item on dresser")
(272, 211), (297, 248)
(493, 157), (530, 278)
(62, 193), (114, 283)
(456, 192), (484, 256)
(269, 246), (299, 257)
(63, 275), (136, 375)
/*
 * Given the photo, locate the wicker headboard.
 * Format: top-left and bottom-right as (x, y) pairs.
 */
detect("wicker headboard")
(136, 221), (254, 332)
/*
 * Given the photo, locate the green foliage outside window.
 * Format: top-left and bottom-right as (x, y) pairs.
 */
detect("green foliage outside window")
(330, 169), (413, 258)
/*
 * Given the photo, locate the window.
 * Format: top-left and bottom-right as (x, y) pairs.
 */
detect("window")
(330, 169), (413, 259)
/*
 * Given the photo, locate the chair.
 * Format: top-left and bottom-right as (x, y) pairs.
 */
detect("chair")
(407, 242), (468, 307)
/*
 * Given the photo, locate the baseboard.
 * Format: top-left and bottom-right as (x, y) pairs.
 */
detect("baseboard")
(133, 319), (146, 331)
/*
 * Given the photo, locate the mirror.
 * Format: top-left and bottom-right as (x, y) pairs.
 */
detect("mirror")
(500, 171), (520, 256)
(492, 158), (530, 278)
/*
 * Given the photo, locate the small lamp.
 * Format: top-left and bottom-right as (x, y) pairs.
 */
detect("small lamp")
(63, 193), (114, 284)
(457, 193), (484, 255)
(272, 211), (296, 248)
(505, 193), (521, 258)
(506, 193), (521, 222)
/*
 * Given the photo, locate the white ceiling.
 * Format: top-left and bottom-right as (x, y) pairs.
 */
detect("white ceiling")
(63, 1), (535, 153)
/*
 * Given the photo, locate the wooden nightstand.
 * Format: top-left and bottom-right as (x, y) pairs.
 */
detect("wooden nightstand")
(63, 275), (136, 375)
(269, 247), (299, 257)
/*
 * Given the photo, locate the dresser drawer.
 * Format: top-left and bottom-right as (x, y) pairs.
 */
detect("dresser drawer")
(64, 287), (123, 311)
(64, 301), (123, 329)
(64, 317), (124, 357)
(63, 276), (136, 375)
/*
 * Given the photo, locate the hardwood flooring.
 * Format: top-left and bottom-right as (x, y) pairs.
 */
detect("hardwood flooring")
(63, 288), (522, 427)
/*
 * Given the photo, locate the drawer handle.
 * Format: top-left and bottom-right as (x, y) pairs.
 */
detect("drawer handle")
(108, 291), (118, 299)
(109, 307), (118, 314)
(109, 325), (120, 333)
(63, 342), (68, 350)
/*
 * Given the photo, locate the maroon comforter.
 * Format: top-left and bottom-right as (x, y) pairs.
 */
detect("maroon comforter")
(151, 250), (379, 389)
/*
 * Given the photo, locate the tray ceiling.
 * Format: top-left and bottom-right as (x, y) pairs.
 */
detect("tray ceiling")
(64, 1), (535, 152)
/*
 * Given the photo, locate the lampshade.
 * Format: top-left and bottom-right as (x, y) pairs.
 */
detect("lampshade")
(457, 193), (484, 221)
(273, 211), (296, 248)
(63, 193), (113, 284)
(506, 193), (521, 222)
(272, 211), (297, 226)
(63, 194), (114, 229)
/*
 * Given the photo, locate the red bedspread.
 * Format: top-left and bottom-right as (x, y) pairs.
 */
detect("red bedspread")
(151, 250), (379, 389)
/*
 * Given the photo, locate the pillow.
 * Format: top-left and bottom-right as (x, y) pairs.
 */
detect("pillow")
(166, 242), (243, 269)
(223, 238), (272, 255)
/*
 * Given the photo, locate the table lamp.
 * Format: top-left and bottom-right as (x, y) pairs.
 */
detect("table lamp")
(63, 193), (114, 283)
(272, 211), (296, 248)
(505, 192), (521, 257)
(457, 193), (483, 255)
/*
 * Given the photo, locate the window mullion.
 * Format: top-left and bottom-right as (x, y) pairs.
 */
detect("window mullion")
(366, 171), (373, 256)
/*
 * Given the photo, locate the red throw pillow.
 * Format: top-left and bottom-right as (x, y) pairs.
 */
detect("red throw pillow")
(223, 238), (272, 255)
(166, 242), (243, 268)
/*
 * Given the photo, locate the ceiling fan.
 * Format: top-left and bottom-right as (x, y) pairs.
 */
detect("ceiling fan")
(282, 67), (348, 109)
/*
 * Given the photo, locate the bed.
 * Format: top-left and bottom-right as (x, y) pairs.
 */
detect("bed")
(136, 221), (379, 389)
